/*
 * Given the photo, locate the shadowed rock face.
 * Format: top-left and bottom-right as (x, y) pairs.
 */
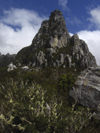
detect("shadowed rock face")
(16, 10), (97, 70)
(70, 67), (100, 110)
(0, 53), (16, 67)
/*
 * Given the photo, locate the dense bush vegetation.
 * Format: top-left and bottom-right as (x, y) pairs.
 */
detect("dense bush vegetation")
(0, 68), (93, 133)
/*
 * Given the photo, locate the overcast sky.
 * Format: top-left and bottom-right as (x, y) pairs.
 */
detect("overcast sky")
(0, 0), (100, 65)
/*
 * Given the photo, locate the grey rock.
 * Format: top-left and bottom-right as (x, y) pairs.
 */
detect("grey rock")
(70, 67), (100, 109)
(7, 63), (17, 72)
(22, 66), (29, 70)
(32, 62), (36, 67)
(70, 35), (97, 69)
(66, 55), (72, 68)
(37, 51), (45, 65)
(47, 48), (56, 56)
(60, 54), (65, 65)
(16, 10), (97, 70)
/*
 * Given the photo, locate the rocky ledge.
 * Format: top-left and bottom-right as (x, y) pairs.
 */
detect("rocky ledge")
(70, 67), (100, 111)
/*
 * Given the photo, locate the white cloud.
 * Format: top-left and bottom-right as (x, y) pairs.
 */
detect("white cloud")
(77, 7), (100, 66)
(58, 0), (68, 9)
(0, 8), (46, 54)
(89, 6), (100, 28)
(78, 30), (100, 65)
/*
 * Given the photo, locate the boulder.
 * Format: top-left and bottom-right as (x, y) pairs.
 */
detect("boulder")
(22, 66), (29, 70)
(7, 63), (17, 72)
(70, 67), (100, 110)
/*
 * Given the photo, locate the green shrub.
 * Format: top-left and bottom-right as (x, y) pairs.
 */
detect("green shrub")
(57, 73), (75, 104)
(0, 79), (92, 133)
(35, 114), (48, 132)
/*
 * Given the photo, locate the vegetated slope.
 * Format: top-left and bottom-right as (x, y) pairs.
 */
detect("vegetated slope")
(0, 10), (99, 133)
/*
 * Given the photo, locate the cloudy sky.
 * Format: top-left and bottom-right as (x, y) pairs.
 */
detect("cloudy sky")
(0, 0), (100, 65)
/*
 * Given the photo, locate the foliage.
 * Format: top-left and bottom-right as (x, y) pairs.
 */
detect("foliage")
(57, 73), (76, 105)
(0, 78), (92, 133)
(58, 73), (75, 92)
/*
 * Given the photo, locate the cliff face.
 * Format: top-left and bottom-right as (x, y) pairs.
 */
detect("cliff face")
(16, 10), (97, 70)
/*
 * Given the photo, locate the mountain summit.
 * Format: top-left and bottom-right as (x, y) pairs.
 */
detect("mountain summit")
(16, 10), (97, 70)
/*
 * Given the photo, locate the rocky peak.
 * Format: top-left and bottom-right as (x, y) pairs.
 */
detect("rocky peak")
(49, 10), (63, 21)
(71, 34), (80, 45)
(49, 10), (70, 38)
(16, 10), (97, 70)
(31, 10), (70, 50)
(40, 20), (49, 31)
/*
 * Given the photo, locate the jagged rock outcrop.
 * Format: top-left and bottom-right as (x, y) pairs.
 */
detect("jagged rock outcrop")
(0, 53), (16, 67)
(16, 10), (97, 70)
(70, 67), (100, 110)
